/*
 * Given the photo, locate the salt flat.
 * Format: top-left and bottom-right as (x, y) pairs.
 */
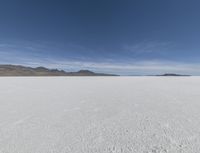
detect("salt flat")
(0, 77), (200, 153)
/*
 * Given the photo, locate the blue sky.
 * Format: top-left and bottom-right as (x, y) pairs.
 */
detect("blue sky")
(0, 0), (200, 75)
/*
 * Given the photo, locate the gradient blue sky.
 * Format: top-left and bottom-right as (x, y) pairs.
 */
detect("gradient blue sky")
(0, 0), (200, 75)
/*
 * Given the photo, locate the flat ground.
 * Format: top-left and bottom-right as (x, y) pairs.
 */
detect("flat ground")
(0, 77), (200, 153)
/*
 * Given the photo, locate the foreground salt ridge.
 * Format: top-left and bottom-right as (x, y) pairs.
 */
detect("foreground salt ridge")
(0, 77), (200, 153)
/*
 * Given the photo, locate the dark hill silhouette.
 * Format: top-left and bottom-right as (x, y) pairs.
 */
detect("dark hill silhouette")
(156, 73), (190, 76)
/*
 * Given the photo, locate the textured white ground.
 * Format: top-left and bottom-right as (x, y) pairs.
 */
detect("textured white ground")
(0, 77), (200, 153)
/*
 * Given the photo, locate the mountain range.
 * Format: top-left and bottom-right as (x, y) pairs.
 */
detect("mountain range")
(0, 65), (117, 76)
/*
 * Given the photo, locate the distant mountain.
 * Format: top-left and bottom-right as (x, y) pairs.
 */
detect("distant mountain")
(156, 73), (191, 76)
(0, 65), (117, 76)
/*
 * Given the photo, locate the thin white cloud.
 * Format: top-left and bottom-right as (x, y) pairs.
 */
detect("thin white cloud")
(0, 41), (199, 75)
(123, 41), (173, 53)
(1, 55), (199, 75)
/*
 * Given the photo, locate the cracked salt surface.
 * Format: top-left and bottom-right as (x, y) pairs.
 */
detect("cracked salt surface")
(0, 77), (200, 153)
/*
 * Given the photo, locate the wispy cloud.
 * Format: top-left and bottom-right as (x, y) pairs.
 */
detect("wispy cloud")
(123, 41), (173, 53)
(0, 41), (199, 75)
(1, 54), (199, 75)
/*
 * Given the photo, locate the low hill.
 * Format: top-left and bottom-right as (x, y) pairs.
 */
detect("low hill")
(156, 73), (190, 76)
(0, 65), (117, 76)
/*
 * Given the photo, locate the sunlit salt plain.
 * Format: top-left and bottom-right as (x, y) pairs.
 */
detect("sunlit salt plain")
(1, 77), (200, 153)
